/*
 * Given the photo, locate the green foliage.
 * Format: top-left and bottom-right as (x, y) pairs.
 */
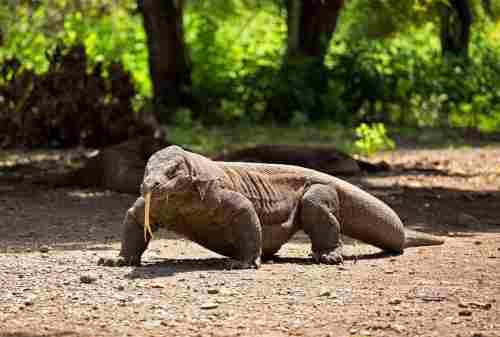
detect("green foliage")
(168, 123), (355, 155)
(2, 0), (500, 133)
(174, 108), (195, 128)
(354, 123), (395, 156)
(0, 0), (150, 98)
(322, 23), (500, 131)
(184, 1), (285, 123)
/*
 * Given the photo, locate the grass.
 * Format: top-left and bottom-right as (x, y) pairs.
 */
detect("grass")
(168, 123), (356, 156)
(167, 123), (500, 157)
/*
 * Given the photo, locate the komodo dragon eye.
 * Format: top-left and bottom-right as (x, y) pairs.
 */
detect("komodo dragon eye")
(162, 160), (183, 178)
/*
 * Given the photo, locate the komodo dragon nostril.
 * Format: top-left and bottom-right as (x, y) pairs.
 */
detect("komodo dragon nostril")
(142, 178), (161, 192)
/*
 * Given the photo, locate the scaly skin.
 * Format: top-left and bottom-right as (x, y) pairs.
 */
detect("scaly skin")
(99, 146), (444, 268)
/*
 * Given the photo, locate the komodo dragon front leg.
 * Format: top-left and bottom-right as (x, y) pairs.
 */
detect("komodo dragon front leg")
(301, 184), (344, 264)
(98, 197), (158, 266)
(100, 189), (263, 268)
(195, 189), (263, 269)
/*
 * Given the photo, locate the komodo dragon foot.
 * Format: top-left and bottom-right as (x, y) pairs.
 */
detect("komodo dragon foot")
(98, 197), (151, 267)
(228, 256), (261, 270)
(97, 256), (142, 267)
(301, 184), (344, 265)
(311, 249), (344, 265)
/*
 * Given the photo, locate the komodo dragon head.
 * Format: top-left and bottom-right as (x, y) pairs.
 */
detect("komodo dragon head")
(141, 146), (191, 198)
(140, 145), (221, 241)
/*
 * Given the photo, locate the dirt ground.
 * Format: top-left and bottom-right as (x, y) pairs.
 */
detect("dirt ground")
(1, 145), (499, 337)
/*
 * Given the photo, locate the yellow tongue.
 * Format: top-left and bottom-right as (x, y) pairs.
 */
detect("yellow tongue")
(144, 191), (153, 242)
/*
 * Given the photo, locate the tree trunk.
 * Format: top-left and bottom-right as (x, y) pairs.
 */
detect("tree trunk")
(439, 0), (473, 58)
(139, 0), (192, 124)
(271, 0), (344, 121)
(285, 0), (344, 64)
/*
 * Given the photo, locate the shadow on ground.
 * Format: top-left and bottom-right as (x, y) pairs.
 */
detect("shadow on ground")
(1, 156), (499, 253)
(123, 250), (398, 279)
(1, 332), (79, 337)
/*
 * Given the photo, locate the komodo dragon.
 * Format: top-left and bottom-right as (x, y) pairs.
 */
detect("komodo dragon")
(100, 145), (444, 269)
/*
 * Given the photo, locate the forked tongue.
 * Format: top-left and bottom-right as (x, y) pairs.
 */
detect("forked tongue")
(144, 191), (153, 242)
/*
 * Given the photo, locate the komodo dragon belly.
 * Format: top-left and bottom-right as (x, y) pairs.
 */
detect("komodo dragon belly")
(152, 190), (301, 259)
(255, 199), (302, 256)
(154, 201), (238, 258)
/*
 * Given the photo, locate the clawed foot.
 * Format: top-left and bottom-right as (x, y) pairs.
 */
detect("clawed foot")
(312, 250), (343, 265)
(97, 256), (141, 267)
(228, 256), (261, 270)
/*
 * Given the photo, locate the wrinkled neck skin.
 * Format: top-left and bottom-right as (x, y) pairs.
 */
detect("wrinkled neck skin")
(140, 146), (225, 220)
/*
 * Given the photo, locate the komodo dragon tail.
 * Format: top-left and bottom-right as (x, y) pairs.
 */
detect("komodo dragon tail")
(404, 229), (445, 248)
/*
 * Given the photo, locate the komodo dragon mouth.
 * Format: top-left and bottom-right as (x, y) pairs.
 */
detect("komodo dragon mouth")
(141, 167), (191, 242)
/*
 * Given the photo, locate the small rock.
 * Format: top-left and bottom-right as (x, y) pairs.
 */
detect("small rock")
(97, 257), (116, 267)
(116, 285), (125, 291)
(200, 302), (218, 310)
(319, 289), (331, 297)
(143, 320), (162, 329)
(368, 322), (388, 330)
(473, 241), (482, 245)
(80, 274), (97, 284)
(414, 287), (448, 302)
(207, 288), (220, 295)
(469, 302), (492, 310)
(458, 310), (472, 316)
(389, 298), (402, 305)
(39, 245), (50, 253)
(390, 324), (406, 333)
(349, 328), (358, 334)
(471, 333), (485, 337)
(150, 283), (165, 289)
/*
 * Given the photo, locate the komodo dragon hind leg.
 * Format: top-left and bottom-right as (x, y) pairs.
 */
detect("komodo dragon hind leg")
(301, 185), (343, 265)
(98, 197), (156, 267)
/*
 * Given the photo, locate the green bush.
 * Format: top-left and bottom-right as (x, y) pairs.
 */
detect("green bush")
(354, 123), (395, 156)
(2, 1), (500, 132)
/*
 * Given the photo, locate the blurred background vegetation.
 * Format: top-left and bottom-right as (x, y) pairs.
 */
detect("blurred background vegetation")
(0, 0), (499, 153)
